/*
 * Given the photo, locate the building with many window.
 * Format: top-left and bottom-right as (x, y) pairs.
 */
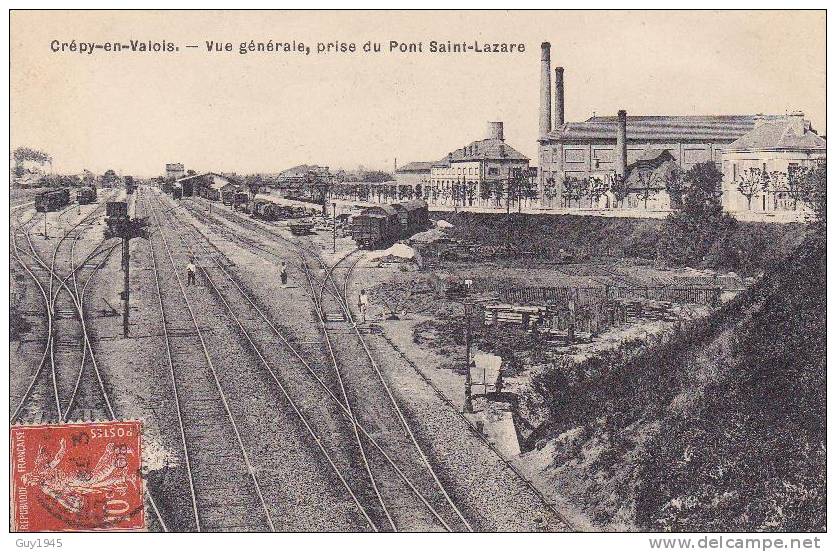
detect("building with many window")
(165, 163), (185, 181)
(535, 41), (791, 213)
(720, 112), (826, 218)
(428, 121), (530, 207)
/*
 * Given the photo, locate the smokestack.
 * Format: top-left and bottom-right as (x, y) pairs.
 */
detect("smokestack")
(616, 110), (628, 177)
(554, 67), (565, 127)
(540, 42), (552, 137)
(488, 121), (504, 141)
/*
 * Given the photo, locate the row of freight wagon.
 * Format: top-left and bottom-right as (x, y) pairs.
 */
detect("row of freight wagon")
(160, 180), (430, 249)
(34, 186), (99, 212)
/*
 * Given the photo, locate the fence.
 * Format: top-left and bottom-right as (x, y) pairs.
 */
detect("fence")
(499, 284), (721, 307)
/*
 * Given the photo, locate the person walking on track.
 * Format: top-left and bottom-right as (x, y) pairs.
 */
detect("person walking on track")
(280, 261), (288, 288)
(186, 257), (197, 286)
(358, 289), (369, 323)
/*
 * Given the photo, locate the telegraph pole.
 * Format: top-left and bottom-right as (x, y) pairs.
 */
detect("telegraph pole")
(332, 202), (337, 253)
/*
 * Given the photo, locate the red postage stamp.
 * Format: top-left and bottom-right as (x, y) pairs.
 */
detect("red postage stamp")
(10, 421), (145, 532)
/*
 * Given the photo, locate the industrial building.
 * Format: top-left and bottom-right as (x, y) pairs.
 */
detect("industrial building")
(428, 121), (530, 206)
(166, 163), (185, 181)
(535, 41), (820, 218)
(720, 112), (826, 217)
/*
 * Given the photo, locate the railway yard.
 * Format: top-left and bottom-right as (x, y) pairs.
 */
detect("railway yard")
(10, 185), (586, 532)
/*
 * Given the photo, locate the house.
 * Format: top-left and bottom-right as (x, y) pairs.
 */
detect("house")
(720, 112), (826, 216)
(429, 121), (530, 206)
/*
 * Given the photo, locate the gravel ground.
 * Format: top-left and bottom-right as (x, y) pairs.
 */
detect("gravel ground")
(139, 190), (371, 531)
(179, 195), (573, 531)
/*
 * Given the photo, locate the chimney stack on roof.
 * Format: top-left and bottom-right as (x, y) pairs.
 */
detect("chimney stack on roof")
(616, 109), (628, 178)
(540, 42), (552, 137)
(488, 121), (505, 141)
(554, 67), (565, 127)
(788, 111), (807, 135)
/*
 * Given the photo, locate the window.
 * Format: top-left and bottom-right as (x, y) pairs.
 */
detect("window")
(733, 163), (738, 181)
(488, 167), (499, 176)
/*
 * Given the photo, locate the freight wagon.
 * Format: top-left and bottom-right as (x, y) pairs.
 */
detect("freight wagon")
(35, 188), (71, 212)
(350, 199), (429, 249)
(350, 204), (401, 249)
(76, 186), (98, 205)
(221, 186), (238, 206)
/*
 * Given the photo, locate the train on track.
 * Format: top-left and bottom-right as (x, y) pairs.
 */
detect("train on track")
(76, 186), (98, 205)
(350, 199), (429, 249)
(248, 193), (321, 221)
(35, 188), (72, 212)
(125, 176), (136, 194)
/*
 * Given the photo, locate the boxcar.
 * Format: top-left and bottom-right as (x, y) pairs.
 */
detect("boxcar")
(350, 204), (400, 249)
(392, 199), (429, 238)
(221, 187), (237, 206)
(35, 188), (71, 212)
(76, 186), (97, 205)
(234, 191), (251, 212)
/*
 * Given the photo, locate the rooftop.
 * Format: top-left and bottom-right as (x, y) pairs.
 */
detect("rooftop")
(725, 116), (826, 152)
(542, 114), (787, 143)
(396, 161), (434, 173)
(432, 138), (529, 168)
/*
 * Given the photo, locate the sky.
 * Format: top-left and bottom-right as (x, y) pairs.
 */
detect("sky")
(11, 10), (826, 177)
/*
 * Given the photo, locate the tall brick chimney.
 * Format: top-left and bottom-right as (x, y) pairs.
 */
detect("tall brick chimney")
(540, 42), (552, 137)
(616, 110), (628, 178)
(554, 67), (565, 127)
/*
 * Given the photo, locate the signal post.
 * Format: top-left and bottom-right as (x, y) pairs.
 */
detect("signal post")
(104, 200), (149, 337)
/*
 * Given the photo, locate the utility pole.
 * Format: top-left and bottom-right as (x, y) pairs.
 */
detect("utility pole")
(332, 202), (337, 254)
(463, 301), (473, 413)
(105, 199), (149, 338)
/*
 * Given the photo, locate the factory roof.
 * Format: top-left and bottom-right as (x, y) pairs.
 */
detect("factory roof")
(725, 118), (826, 152)
(175, 172), (236, 185)
(432, 138), (529, 167)
(279, 164), (330, 179)
(542, 114), (787, 143)
(396, 161), (434, 173)
(627, 148), (676, 166)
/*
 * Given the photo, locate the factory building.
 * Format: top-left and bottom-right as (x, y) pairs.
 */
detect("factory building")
(394, 161), (433, 195)
(165, 163), (185, 181)
(720, 112), (826, 218)
(536, 41), (795, 214)
(429, 121), (530, 206)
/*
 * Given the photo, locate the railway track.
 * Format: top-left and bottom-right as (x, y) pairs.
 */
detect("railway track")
(141, 190), (276, 532)
(10, 198), (115, 423)
(167, 193), (472, 531)
(10, 194), (169, 531)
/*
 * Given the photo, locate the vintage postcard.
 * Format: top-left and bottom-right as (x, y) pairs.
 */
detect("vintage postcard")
(7, 8), (827, 545)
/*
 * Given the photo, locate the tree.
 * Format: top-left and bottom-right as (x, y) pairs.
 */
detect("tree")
(657, 161), (734, 268)
(543, 177), (559, 207)
(786, 165), (814, 211)
(186, 169), (196, 176)
(735, 167), (764, 210)
(634, 167), (659, 210)
(661, 165), (684, 209)
(803, 162), (826, 234)
(588, 176), (609, 208)
(12, 146), (52, 169)
(362, 170), (395, 183)
(610, 174), (628, 208)
(561, 176), (587, 208)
